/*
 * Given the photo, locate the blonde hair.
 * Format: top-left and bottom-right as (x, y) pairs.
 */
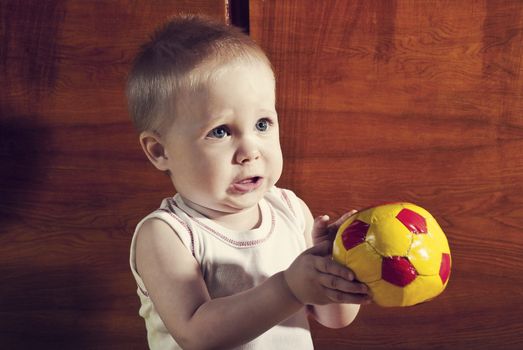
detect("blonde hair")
(126, 15), (272, 133)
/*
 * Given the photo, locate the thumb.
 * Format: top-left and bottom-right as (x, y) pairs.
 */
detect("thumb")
(306, 240), (332, 257)
(313, 214), (330, 228)
(312, 215), (330, 236)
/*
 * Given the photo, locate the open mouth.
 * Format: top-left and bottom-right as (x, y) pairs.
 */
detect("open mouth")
(231, 176), (263, 193)
(237, 176), (261, 184)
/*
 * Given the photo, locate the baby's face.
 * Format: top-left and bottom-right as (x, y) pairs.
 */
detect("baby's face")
(161, 61), (283, 218)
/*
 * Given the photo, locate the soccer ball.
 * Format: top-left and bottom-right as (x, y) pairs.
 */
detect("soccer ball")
(332, 203), (451, 307)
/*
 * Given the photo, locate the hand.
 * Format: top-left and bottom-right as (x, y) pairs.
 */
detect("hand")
(283, 240), (371, 306)
(311, 210), (358, 246)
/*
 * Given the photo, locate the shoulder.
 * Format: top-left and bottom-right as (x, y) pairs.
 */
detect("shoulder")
(134, 218), (188, 273)
(131, 197), (197, 279)
(266, 186), (314, 244)
(266, 186), (312, 216)
(136, 217), (174, 246)
(134, 196), (196, 255)
(266, 186), (303, 215)
(133, 215), (204, 294)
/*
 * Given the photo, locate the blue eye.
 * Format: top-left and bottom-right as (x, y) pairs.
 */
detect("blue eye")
(256, 118), (270, 132)
(207, 125), (230, 139)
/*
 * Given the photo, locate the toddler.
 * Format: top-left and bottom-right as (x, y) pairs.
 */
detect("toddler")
(127, 15), (370, 349)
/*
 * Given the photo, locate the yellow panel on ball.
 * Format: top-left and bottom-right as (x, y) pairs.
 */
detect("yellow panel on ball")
(345, 242), (382, 283)
(370, 275), (444, 307)
(408, 234), (443, 276)
(401, 275), (446, 306)
(366, 204), (412, 257)
(366, 279), (405, 307)
(426, 217), (451, 253)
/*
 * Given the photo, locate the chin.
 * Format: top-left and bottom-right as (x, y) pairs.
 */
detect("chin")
(224, 191), (265, 211)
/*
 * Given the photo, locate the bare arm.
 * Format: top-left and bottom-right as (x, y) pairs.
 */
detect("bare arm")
(297, 199), (370, 328)
(135, 218), (302, 349)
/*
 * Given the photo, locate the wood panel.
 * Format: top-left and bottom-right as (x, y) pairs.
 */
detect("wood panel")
(0, 1), (226, 348)
(250, 0), (523, 349)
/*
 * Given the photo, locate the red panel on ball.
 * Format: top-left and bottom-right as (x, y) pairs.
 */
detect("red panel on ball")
(382, 256), (417, 287)
(341, 220), (369, 250)
(396, 208), (427, 234)
(439, 253), (451, 284)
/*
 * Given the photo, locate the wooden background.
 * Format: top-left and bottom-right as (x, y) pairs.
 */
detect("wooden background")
(1, 0), (522, 349)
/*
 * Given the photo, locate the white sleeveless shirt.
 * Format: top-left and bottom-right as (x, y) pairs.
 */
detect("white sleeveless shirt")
(129, 187), (314, 349)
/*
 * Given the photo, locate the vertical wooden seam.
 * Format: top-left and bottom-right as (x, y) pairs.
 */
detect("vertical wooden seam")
(227, 0), (250, 34)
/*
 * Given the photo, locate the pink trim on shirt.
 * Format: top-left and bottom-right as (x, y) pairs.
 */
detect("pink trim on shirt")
(280, 189), (296, 217)
(169, 198), (276, 248)
(160, 206), (196, 256)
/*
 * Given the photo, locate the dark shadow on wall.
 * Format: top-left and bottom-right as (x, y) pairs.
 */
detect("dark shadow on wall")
(0, 107), (49, 227)
(0, 263), (147, 349)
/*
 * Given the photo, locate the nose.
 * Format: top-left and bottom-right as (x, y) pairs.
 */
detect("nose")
(235, 137), (261, 164)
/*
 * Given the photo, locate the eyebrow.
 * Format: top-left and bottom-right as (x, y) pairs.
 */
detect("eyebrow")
(259, 109), (278, 116)
(197, 114), (229, 135)
(200, 107), (278, 130)
(203, 112), (229, 126)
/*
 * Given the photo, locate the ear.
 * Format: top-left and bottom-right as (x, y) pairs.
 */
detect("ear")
(139, 131), (170, 172)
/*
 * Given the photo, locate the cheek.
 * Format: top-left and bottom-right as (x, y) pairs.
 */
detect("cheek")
(275, 151), (284, 177)
(268, 139), (284, 174)
(193, 153), (231, 183)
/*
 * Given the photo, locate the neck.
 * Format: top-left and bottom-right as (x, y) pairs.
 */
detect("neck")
(182, 198), (262, 231)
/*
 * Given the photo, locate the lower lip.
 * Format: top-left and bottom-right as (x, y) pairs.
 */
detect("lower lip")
(231, 177), (263, 194)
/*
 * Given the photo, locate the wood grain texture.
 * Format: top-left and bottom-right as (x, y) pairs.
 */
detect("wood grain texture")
(0, 1), (226, 348)
(250, 0), (523, 349)
(2, 0), (522, 348)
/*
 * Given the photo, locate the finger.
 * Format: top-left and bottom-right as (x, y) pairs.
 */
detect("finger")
(314, 215), (330, 226)
(311, 215), (330, 239)
(313, 214), (330, 232)
(318, 274), (369, 294)
(323, 287), (373, 304)
(314, 256), (355, 281)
